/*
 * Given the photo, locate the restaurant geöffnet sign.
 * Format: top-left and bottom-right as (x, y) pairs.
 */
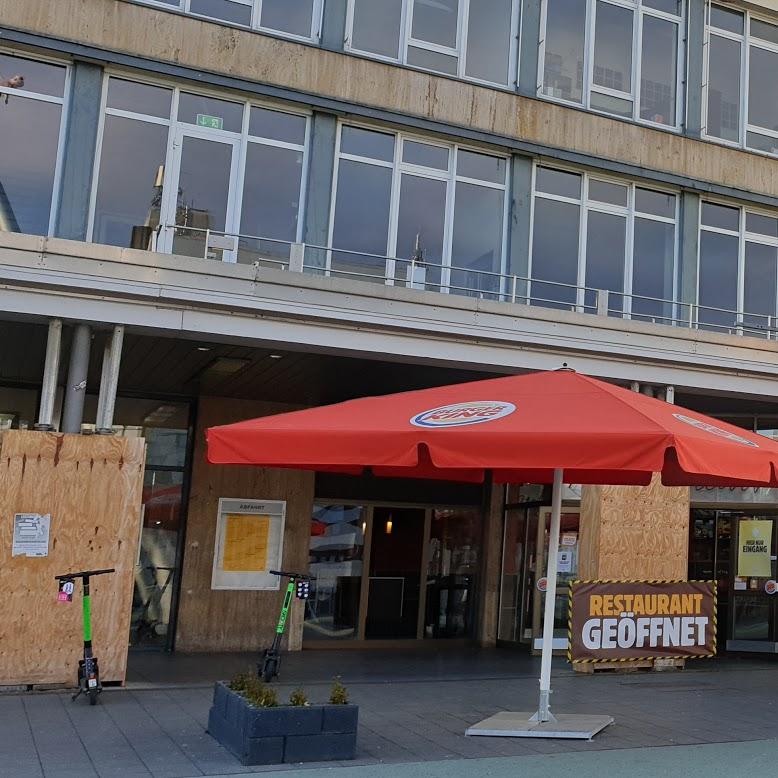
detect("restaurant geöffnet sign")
(569, 580), (716, 663)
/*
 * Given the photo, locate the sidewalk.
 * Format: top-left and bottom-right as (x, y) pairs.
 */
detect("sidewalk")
(3, 649), (778, 777)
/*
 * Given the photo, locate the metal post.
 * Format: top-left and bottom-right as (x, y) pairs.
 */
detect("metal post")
(289, 242), (305, 273)
(511, 275), (517, 304)
(665, 385), (675, 405)
(532, 468), (564, 724)
(36, 319), (63, 430)
(97, 325), (124, 433)
(61, 324), (91, 434)
(596, 289), (609, 317)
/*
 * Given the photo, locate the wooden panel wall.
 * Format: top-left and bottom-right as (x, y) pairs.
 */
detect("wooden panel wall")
(0, 431), (145, 685)
(175, 397), (314, 653)
(579, 475), (690, 580)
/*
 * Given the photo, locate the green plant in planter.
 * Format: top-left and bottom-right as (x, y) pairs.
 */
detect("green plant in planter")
(329, 676), (348, 705)
(289, 688), (309, 706)
(229, 671), (254, 694)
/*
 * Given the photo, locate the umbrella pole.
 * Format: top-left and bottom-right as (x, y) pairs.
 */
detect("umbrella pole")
(532, 467), (564, 724)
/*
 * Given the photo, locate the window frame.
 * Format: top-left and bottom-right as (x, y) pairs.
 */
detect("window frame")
(87, 70), (311, 260)
(697, 197), (778, 330)
(537, 0), (685, 131)
(344, 0), (521, 88)
(528, 162), (680, 317)
(0, 47), (71, 237)
(327, 121), (510, 293)
(135, 0), (325, 44)
(702, 4), (778, 155)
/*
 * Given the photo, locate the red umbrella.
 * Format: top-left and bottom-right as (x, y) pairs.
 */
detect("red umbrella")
(208, 369), (778, 486)
(207, 369), (778, 731)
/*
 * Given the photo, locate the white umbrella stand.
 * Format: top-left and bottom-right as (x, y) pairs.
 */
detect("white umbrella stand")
(466, 469), (615, 739)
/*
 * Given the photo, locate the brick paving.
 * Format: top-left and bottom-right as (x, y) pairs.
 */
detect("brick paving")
(2, 649), (778, 777)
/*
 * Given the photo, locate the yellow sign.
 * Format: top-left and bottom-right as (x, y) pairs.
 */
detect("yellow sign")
(222, 513), (270, 572)
(737, 519), (773, 578)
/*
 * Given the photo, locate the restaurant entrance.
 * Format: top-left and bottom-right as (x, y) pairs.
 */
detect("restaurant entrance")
(303, 502), (481, 645)
(690, 507), (778, 653)
(497, 488), (581, 652)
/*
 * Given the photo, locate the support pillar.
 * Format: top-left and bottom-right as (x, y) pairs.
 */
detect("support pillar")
(320, 0), (348, 51)
(61, 324), (91, 434)
(507, 155), (534, 303)
(303, 112), (337, 271)
(36, 319), (62, 431)
(96, 325), (124, 433)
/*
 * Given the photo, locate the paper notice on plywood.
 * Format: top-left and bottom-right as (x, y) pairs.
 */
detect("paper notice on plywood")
(12, 513), (51, 557)
(222, 514), (270, 572)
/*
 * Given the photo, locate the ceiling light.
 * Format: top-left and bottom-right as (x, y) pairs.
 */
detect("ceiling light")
(269, 354), (283, 359)
(196, 346), (211, 352)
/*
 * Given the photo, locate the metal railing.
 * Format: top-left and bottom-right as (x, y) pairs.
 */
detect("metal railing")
(156, 224), (778, 340)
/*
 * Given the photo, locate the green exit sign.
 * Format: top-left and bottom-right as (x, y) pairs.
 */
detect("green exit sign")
(196, 113), (224, 130)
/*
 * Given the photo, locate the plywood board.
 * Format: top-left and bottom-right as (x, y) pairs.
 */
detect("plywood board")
(175, 397), (314, 652)
(0, 431), (145, 685)
(579, 476), (689, 581)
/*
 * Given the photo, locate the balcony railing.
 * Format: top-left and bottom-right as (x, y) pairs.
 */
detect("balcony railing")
(156, 224), (778, 341)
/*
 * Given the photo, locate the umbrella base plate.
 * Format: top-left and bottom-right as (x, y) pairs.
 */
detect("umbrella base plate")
(466, 711), (614, 740)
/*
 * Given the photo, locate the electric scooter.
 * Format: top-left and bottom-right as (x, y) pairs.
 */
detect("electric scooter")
(259, 570), (311, 682)
(55, 568), (115, 705)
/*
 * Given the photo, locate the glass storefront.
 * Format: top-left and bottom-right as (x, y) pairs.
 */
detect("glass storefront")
(498, 493), (580, 651)
(304, 502), (480, 643)
(690, 507), (778, 652)
(83, 395), (193, 650)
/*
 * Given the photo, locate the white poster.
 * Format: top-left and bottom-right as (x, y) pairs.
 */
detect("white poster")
(557, 548), (573, 573)
(12, 513), (51, 557)
(211, 499), (286, 590)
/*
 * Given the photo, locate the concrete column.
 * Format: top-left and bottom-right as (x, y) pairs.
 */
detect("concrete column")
(54, 61), (103, 241)
(36, 319), (63, 430)
(679, 191), (701, 323)
(320, 0), (348, 51)
(507, 154), (534, 302)
(96, 325), (124, 433)
(303, 112), (338, 270)
(685, 0), (706, 138)
(518, 0), (542, 95)
(61, 324), (91, 434)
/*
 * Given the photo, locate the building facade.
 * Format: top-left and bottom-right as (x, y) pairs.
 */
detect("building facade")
(3, 0), (778, 656)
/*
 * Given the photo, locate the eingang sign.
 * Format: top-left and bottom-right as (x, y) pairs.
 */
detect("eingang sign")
(568, 580), (716, 664)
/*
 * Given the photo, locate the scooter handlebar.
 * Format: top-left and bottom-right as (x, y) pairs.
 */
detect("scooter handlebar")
(269, 569), (312, 580)
(54, 568), (116, 580)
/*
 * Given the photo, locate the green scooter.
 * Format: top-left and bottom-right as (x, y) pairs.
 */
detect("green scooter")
(259, 570), (311, 682)
(55, 568), (115, 705)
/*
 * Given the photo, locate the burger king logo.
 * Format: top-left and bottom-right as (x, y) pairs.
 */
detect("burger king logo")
(673, 413), (759, 448)
(411, 401), (516, 428)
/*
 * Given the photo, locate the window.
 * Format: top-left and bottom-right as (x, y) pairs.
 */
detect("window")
(540, 0), (683, 127)
(698, 202), (778, 335)
(138, 0), (322, 42)
(530, 166), (678, 321)
(347, 0), (518, 86)
(329, 125), (509, 299)
(0, 52), (68, 236)
(705, 6), (778, 154)
(90, 76), (308, 264)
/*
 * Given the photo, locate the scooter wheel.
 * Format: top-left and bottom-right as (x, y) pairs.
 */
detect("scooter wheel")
(88, 687), (98, 705)
(261, 657), (278, 683)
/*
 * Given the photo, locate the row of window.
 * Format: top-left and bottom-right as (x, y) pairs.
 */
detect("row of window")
(4, 55), (778, 336)
(136, 0), (777, 154)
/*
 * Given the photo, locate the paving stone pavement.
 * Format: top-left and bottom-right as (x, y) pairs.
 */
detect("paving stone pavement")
(2, 649), (778, 777)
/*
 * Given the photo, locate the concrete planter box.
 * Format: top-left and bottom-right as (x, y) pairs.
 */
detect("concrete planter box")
(207, 682), (358, 765)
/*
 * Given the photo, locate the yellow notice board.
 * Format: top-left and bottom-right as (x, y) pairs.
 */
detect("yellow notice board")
(212, 498), (286, 590)
(222, 514), (270, 572)
(737, 519), (773, 577)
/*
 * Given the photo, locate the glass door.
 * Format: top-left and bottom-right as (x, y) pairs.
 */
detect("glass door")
(365, 507), (426, 638)
(532, 506), (580, 652)
(730, 513), (778, 650)
(160, 127), (240, 261)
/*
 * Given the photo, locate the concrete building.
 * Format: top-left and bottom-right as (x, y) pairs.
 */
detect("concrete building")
(2, 0), (778, 658)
